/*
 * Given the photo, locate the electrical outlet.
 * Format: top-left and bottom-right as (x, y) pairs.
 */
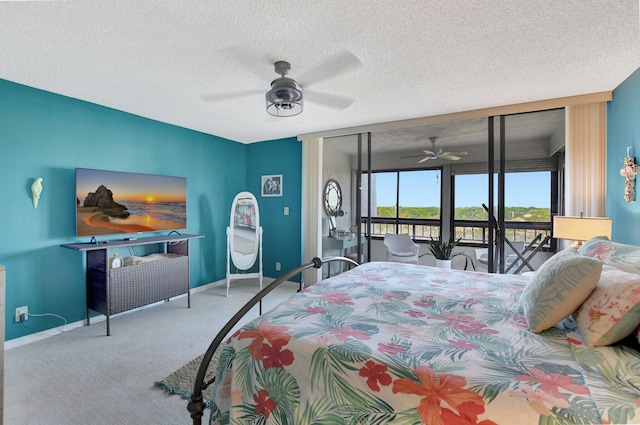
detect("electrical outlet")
(15, 306), (28, 322)
(275, 262), (281, 271)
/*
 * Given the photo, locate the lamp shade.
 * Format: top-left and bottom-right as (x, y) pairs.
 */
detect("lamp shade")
(553, 215), (612, 244)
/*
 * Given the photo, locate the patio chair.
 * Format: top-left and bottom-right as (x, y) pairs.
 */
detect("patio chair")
(383, 233), (420, 264)
(478, 240), (526, 271)
(480, 204), (550, 274)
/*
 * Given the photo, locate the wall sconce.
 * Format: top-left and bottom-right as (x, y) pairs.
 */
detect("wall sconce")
(31, 177), (44, 209)
(620, 146), (638, 203)
(553, 213), (612, 249)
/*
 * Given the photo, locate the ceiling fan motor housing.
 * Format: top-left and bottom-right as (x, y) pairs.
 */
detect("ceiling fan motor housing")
(266, 77), (304, 116)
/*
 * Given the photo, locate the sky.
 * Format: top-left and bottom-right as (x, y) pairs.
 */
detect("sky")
(375, 170), (550, 208)
(76, 168), (186, 203)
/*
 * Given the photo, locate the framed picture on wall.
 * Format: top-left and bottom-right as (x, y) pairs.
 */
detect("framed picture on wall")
(261, 174), (283, 197)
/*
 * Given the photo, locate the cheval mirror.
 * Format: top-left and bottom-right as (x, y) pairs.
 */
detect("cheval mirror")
(226, 191), (263, 296)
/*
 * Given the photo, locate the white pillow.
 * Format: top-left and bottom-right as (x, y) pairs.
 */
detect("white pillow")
(575, 269), (640, 347)
(578, 236), (640, 274)
(520, 249), (602, 332)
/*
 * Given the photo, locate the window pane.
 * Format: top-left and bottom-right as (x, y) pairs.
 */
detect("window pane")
(398, 170), (440, 219)
(505, 172), (550, 222)
(454, 174), (489, 220)
(373, 172), (397, 217)
(454, 172), (551, 244)
(454, 172), (550, 222)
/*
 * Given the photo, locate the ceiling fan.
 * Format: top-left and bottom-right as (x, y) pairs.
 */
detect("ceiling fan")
(200, 50), (362, 117)
(403, 137), (468, 162)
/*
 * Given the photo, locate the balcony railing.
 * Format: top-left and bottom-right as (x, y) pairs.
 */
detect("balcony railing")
(360, 217), (553, 248)
(361, 217), (440, 240)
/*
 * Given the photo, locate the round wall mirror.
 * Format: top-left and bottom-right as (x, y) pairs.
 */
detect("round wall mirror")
(323, 179), (342, 216)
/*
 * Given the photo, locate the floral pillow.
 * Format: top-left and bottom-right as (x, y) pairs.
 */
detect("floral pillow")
(520, 249), (602, 333)
(578, 236), (640, 274)
(574, 268), (640, 347)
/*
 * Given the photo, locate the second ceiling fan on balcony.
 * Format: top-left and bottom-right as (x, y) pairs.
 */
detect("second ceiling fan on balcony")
(403, 137), (468, 162)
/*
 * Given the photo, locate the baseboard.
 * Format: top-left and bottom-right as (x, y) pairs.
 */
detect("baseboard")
(4, 279), (225, 351)
(4, 276), (295, 350)
(4, 277), (294, 350)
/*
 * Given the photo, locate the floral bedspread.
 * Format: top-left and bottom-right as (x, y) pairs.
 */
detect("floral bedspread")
(209, 262), (640, 425)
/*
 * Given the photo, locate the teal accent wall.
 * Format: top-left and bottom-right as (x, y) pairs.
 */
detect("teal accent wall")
(0, 79), (303, 341)
(246, 138), (303, 277)
(607, 67), (640, 245)
(4, 66), (639, 341)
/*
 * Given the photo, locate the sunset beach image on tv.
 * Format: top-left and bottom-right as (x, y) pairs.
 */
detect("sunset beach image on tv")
(75, 168), (187, 237)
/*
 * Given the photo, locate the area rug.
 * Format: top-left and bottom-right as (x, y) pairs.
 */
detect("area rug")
(155, 348), (222, 407)
(233, 234), (254, 255)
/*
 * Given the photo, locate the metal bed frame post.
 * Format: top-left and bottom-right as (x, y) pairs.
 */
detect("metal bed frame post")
(187, 256), (359, 425)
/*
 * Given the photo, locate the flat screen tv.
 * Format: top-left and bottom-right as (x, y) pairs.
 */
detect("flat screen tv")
(75, 168), (187, 237)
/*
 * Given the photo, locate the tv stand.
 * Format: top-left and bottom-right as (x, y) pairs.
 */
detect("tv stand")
(62, 234), (203, 335)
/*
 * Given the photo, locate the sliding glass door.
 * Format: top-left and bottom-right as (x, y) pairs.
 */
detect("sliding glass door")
(322, 108), (562, 272)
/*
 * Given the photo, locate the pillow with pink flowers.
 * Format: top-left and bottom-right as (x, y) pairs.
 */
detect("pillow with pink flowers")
(578, 236), (640, 274)
(574, 268), (640, 347)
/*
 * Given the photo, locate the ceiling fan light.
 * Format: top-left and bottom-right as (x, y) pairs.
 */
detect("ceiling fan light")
(266, 77), (303, 117)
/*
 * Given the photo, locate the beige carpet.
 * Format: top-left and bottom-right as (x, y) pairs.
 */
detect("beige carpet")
(4, 278), (298, 425)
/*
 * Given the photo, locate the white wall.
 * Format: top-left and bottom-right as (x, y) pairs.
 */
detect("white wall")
(322, 145), (353, 236)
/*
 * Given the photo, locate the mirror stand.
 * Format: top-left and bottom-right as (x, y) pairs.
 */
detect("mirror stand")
(226, 227), (263, 296)
(226, 192), (263, 296)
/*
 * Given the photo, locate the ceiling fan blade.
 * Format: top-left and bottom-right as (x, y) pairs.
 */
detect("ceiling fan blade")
(418, 156), (432, 163)
(216, 46), (273, 81)
(200, 89), (264, 103)
(400, 154), (427, 159)
(298, 50), (362, 87)
(422, 149), (436, 156)
(304, 90), (355, 110)
(442, 151), (468, 156)
(439, 154), (462, 161)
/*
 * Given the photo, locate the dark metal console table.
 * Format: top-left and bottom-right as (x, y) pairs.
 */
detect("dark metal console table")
(62, 234), (204, 335)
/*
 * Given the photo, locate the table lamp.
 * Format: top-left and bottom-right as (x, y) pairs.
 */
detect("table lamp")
(553, 213), (612, 249)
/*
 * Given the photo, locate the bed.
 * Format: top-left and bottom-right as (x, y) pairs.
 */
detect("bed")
(190, 238), (640, 425)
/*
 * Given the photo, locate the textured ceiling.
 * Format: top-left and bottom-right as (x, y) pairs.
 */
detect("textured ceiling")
(0, 1), (638, 144)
